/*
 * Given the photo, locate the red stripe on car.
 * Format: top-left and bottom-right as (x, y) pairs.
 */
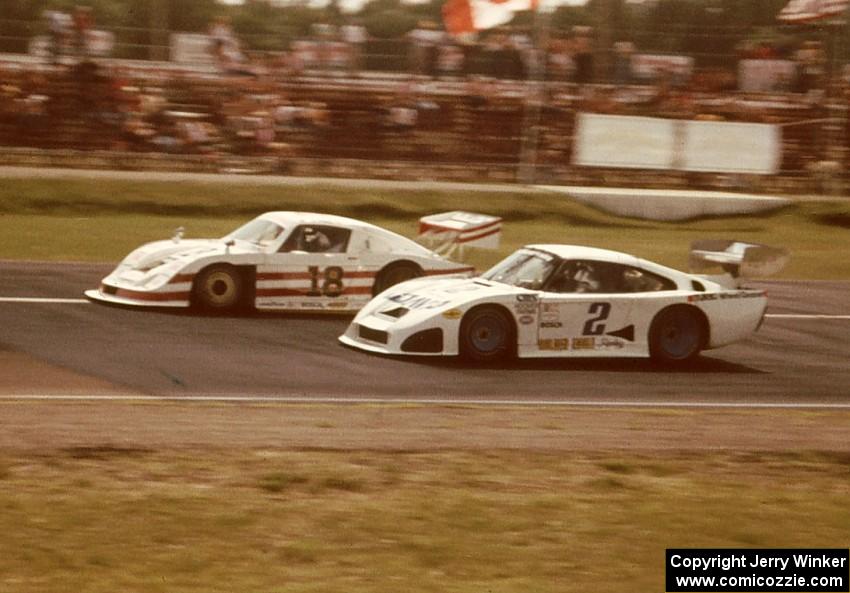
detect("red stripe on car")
(257, 271), (377, 281)
(255, 286), (373, 297)
(167, 273), (195, 284)
(456, 226), (502, 244)
(114, 288), (191, 302)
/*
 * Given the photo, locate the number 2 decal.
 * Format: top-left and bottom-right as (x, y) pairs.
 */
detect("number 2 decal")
(582, 302), (611, 335)
(307, 266), (345, 297)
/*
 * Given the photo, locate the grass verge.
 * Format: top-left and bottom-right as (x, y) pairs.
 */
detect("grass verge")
(1, 448), (848, 593)
(1, 177), (849, 278)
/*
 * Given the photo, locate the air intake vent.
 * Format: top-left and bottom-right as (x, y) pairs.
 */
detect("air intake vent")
(401, 328), (443, 353)
(381, 307), (409, 319)
(358, 325), (388, 344)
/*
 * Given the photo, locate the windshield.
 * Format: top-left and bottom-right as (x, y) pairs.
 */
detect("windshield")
(481, 250), (557, 289)
(225, 218), (285, 247)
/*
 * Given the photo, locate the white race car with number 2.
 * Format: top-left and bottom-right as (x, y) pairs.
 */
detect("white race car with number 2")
(339, 242), (787, 363)
(85, 212), (474, 312)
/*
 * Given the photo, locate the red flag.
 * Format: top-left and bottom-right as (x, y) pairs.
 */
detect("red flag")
(443, 0), (538, 35)
(778, 0), (849, 22)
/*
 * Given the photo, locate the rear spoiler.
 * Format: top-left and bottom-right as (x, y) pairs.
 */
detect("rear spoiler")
(689, 240), (789, 279)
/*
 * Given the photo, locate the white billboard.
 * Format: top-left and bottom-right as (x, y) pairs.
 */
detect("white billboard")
(573, 113), (781, 175)
(170, 33), (215, 65)
(682, 120), (781, 174)
(573, 113), (677, 170)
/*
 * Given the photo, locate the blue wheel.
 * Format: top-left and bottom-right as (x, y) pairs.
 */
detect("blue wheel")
(460, 307), (514, 362)
(649, 306), (704, 363)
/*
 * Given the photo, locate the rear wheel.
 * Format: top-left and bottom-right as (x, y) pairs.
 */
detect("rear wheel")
(373, 262), (422, 295)
(193, 265), (244, 312)
(459, 307), (514, 363)
(648, 306), (704, 363)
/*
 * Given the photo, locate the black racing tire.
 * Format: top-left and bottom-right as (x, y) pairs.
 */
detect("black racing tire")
(459, 306), (515, 363)
(372, 262), (422, 296)
(648, 305), (705, 363)
(192, 265), (245, 312)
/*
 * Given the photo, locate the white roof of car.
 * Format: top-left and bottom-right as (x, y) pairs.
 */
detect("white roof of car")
(259, 211), (434, 256)
(525, 244), (640, 265)
(260, 211), (378, 229)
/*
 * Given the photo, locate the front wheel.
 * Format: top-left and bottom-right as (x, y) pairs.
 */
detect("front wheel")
(648, 306), (705, 363)
(192, 265), (245, 312)
(459, 307), (514, 363)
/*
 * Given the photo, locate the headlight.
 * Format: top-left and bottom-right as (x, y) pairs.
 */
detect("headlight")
(135, 259), (167, 273)
(141, 273), (171, 289)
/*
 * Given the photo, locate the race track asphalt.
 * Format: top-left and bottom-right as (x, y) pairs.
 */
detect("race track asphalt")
(1, 261), (848, 403)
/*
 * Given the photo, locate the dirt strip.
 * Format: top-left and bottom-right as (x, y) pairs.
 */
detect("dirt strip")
(1, 400), (848, 453)
(2, 349), (847, 454)
(0, 351), (140, 396)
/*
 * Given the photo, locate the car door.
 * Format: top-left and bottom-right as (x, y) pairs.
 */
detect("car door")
(535, 260), (639, 357)
(255, 224), (360, 311)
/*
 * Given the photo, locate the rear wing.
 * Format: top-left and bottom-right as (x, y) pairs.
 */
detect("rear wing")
(418, 211), (502, 260)
(689, 240), (789, 283)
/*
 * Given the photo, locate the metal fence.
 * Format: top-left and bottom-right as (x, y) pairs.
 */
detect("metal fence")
(0, 16), (848, 194)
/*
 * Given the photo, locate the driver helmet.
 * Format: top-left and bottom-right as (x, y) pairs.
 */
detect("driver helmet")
(622, 268), (643, 291)
(303, 227), (318, 242)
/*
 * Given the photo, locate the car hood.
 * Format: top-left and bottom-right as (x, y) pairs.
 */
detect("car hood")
(119, 239), (261, 271)
(360, 276), (535, 320)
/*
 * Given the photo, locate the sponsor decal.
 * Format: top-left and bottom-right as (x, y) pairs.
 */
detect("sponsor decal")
(540, 321), (563, 328)
(538, 338), (570, 351)
(689, 290), (765, 302)
(598, 337), (625, 349)
(515, 292), (541, 315)
(514, 302), (537, 315)
(326, 300), (349, 308)
(571, 337), (596, 350)
(386, 292), (451, 310)
(541, 302), (560, 324)
(300, 302), (323, 308)
(442, 308), (463, 320)
(518, 314), (535, 325)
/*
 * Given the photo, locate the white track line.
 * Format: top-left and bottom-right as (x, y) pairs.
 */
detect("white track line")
(766, 313), (850, 320)
(0, 297), (89, 304)
(1, 298), (849, 320)
(1, 395), (850, 409)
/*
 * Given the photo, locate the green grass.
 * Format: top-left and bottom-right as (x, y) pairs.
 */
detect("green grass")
(0, 449), (848, 593)
(1, 177), (849, 278)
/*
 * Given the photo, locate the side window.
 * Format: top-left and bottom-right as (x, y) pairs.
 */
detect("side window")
(546, 261), (675, 294)
(619, 266), (676, 292)
(547, 260), (607, 294)
(280, 225), (352, 253)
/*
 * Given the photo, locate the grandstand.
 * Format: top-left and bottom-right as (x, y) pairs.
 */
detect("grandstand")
(0, 41), (847, 195)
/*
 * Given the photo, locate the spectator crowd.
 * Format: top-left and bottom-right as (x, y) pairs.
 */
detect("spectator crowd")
(1, 11), (848, 191)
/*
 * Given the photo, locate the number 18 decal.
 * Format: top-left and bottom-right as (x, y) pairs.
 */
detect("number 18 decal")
(582, 302), (611, 335)
(307, 266), (345, 297)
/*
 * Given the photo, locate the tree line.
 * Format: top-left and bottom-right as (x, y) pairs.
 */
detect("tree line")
(1, 0), (847, 65)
